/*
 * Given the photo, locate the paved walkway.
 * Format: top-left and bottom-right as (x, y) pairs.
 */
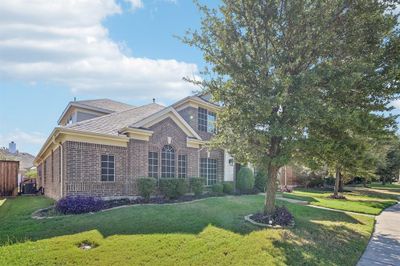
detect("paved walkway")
(358, 203), (400, 266)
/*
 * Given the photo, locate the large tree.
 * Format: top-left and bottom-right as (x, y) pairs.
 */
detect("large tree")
(183, 0), (400, 214)
(377, 136), (400, 184)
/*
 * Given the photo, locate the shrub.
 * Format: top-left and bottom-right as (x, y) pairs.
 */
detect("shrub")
(159, 178), (188, 199)
(324, 176), (336, 187)
(223, 181), (234, 194)
(236, 167), (255, 194)
(254, 170), (267, 192)
(56, 196), (104, 214)
(272, 206), (294, 226)
(137, 178), (156, 201)
(211, 183), (224, 195)
(189, 177), (204, 196)
(250, 206), (294, 227)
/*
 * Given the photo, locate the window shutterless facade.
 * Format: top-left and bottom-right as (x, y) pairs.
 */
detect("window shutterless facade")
(101, 154), (115, 181)
(198, 107), (208, 132)
(161, 145), (175, 178)
(200, 158), (217, 186)
(198, 107), (216, 133)
(148, 151), (159, 178)
(177, 154), (187, 178)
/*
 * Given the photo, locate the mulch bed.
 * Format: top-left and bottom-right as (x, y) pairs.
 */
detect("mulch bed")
(33, 194), (222, 219)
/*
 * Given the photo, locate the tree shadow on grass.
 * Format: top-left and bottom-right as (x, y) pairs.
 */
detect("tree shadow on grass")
(274, 221), (369, 265)
(0, 195), (366, 247)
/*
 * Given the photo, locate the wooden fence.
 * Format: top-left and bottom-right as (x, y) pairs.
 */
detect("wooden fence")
(0, 160), (19, 196)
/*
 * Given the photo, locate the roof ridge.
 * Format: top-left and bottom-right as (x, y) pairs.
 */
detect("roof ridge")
(64, 103), (164, 129)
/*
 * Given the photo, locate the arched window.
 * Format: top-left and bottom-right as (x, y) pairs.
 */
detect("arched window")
(161, 145), (175, 178)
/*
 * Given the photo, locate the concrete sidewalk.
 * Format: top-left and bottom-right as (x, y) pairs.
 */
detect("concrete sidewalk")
(358, 203), (400, 266)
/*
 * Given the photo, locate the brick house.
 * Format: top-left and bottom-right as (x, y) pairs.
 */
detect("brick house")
(34, 96), (238, 200)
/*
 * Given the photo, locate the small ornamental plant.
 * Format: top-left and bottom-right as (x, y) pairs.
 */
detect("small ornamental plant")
(250, 206), (294, 227)
(56, 196), (104, 215)
(211, 183), (224, 195)
(137, 178), (156, 201)
(189, 177), (204, 197)
(223, 181), (234, 194)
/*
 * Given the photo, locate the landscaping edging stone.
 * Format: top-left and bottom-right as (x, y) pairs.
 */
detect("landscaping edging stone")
(31, 195), (231, 220)
(244, 214), (295, 229)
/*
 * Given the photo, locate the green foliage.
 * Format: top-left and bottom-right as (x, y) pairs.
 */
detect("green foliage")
(159, 179), (189, 199)
(183, 0), (400, 213)
(254, 170), (267, 192)
(189, 177), (204, 196)
(137, 178), (156, 201)
(222, 181), (234, 194)
(236, 167), (255, 194)
(25, 169), (38, 179)
(211, 183), (224, 195)
(376, 137), (400, 184)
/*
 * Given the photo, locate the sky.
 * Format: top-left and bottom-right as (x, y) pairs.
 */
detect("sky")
(0, 0), (399, 155)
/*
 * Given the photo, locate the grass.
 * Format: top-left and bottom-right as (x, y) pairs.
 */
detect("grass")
(0, 195), (374, 265)
(283, 187), (398, 215)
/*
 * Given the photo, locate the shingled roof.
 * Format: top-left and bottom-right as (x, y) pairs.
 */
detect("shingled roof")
(64, 103), (165, 136)
(73, 99), (134, 113)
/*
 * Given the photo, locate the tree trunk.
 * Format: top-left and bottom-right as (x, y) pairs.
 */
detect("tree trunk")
(339, 172), (344, 192)
(264, 163), (279, 215)
(333, 167), (340, 197)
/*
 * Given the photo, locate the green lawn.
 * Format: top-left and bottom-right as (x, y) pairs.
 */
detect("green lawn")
(0, 195), (374, 265)
(366, 183), (400, 192)
(283, 188), (398, 215)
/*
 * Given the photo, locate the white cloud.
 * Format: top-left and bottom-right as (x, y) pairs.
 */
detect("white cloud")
(0, 0), (199, 102)
(125, 0), (144, 10)
(0, 129), (46, 148)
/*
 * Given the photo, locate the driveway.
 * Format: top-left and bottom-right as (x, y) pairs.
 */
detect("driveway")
(358, 203), (400, 266)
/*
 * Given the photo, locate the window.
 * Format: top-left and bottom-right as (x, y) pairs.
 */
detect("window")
(101, 155), (115, 181)
(161, 145), (175, 178)
(198, 107), (208, 132)
(207, 111), (216, 133)
(178, 155), (187, 178)
(198, 107), (216, 133)
(148, 152), (159, 178)
(200, 158), (217, 186)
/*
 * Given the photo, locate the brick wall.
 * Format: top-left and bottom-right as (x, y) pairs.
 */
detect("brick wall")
(64, 141), (134, 197)
(46, 117), (225, 199)
(178, 106), (213, 141)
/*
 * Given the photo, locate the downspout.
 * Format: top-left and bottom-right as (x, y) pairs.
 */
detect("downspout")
(51, 136), (63, 199)
(59, 142), (63, 199)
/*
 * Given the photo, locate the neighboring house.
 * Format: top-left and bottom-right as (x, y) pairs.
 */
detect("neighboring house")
(34, 97), (237, 200)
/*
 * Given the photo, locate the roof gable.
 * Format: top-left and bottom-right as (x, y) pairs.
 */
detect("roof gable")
(57, 99), (135, 125)
(64, 103), (165, 136)
(126, 107), (202, 140)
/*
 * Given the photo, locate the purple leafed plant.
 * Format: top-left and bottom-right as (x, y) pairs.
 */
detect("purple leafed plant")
(272, 206), (294, 226)
(56, 195), (104, 214)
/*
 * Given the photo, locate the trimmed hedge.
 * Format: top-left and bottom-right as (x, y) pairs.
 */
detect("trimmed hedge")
(159, 178), (189, 199)
(236, 167), (255, 194)
(254, 170), (267, 192)
(56, 196), (104, 214)
(223, 181), (235, 194)
(189, 177), (204, 196)
(211, 183), (224, 195)
(137, 178), (156, 201)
